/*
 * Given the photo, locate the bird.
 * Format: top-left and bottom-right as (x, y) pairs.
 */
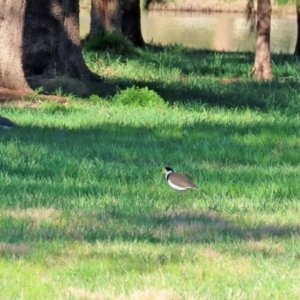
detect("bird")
(162, 167), (198, 193)
(0, 115), (17, 129)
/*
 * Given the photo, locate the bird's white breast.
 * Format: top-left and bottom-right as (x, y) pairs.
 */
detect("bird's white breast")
(167, 179), (187, 191)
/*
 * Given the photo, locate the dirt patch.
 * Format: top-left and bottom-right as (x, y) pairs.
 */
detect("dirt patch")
(0, 87), (31, 102)
(1, 208), (61, 225)
(66, 288), (180, 300)
(0, 243), (30, 257)
(243, 240), (284, 256)
(222, 78), (240, 85)
(0, 87), (70, 106)
(0, 75), (117, 105)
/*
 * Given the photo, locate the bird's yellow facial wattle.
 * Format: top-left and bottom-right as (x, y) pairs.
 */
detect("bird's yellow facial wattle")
(162, 168), (167, 174)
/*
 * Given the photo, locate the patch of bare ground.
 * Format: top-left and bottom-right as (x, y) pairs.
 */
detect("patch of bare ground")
(222, 78), (240, 85)
(153, 210), (300, 242)
(1, 208), (61, 226)
(0, 242), (30, 257)
(243, 240), (284, 256)
(0, 75), (117, 106)
(0, 87), (31, 101)
(66, 288), (180, 300)
(0, 87), (71, 108)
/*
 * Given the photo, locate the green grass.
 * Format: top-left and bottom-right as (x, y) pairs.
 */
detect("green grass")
(2, 44), (300, 299)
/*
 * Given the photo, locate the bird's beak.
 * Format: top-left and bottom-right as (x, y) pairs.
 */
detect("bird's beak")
(162, 168), (166, 174)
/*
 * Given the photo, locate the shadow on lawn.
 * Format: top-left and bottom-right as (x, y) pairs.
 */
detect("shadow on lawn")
(139, 46), (297, 77)
(99, 48), (299, 110)
(1, 209), (300, 257)
(0, 118), (299, 183)
(28, 48), (300, 112)
(1, 119), (300, 252)
(80, 210), (300, 245)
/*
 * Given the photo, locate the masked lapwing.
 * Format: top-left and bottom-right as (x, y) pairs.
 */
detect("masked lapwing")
(162, 167), (198, 193)
(0, 115), (17, 129)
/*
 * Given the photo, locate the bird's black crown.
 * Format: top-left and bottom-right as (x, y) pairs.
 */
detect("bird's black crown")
(165, 167), (173, 172)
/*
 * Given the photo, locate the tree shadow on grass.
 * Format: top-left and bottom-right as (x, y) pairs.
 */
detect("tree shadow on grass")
(0, 115), (299, 183)
(0, 117), (300, 255)
(20, 73), (300, 113)
(1, 48), (299, 259)
(141, 46), (255, 77)
(99, 72), (297, 113)
(122, 78), (292, 110)
(138, 45), (298, 79)
(1, 209), (299, 261)
(25, 47), (300, 112)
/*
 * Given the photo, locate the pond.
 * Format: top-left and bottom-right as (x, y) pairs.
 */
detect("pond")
(80, 9), (297, 54)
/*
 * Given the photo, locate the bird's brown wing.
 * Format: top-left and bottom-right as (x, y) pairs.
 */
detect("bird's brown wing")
(169, 172), (198, 189)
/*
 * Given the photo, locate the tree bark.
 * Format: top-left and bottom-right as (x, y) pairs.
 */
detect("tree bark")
(58, 0), (92, 76)
(295, 2), (300, 56)
(0, 0), (97, 92)
(90, 0), (105, 36)
(252, 0), (273, 80)
(0, 0), (30, 90)
(89, 0), (144, 47)
(24, 0), (92, 78)
(90, 0), (121, 37)
(121, 0), (144, 47)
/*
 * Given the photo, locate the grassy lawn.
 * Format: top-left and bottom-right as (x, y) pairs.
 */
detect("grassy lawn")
(2, 42), (300, 299)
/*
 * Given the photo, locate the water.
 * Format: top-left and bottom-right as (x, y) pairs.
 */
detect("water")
(80, 10), (297, 53)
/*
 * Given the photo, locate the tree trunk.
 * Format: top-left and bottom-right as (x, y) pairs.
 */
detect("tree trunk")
(121, 0), (144, 47)
(252, 0), (273, 80)
(295, 3), (300, 56)
(0, 0), (30, 90)
(89, 0), (144, 47)
(90, 0), (121, 37)
(58, 0), (92, 77)
(24, 0), (92, 78)
(90, 0), (106, 36)
(0, 0), (97, 92)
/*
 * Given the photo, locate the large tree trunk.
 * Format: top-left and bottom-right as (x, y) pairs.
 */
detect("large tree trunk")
(295, 3), (300, 56)
(121, 0), (144, 47)
(0, 0), (96, 92)
(58, 0), (92, 77)
(24, 0), (92, 78)
(0, 0), (30, 90)
(89, 0), (144, 47)
(90, 0), (121, 37)
(252, 0), (273, 80)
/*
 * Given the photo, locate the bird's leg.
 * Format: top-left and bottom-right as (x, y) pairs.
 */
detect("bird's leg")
(172, 191), (183, 216)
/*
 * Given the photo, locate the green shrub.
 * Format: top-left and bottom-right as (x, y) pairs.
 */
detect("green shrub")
(112, 86), (167, 108)
(82, 30), (136, 54)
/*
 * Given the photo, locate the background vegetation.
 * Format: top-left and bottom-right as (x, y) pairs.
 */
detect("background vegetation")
(79, 0), (297, 13)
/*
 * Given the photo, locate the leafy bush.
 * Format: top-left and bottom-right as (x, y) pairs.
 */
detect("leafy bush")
(82, 30), (136, 54)
(112, 86), (167, 108)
